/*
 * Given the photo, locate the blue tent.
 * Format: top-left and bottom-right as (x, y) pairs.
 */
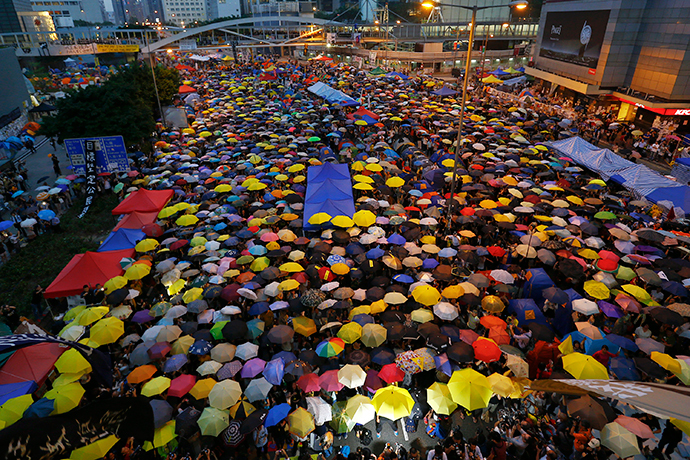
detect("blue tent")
(303, 163), (355, 231)
(645, 186), (690, 212)
(307, 82), (359, 107)
(0, 381), (37, 406)
(508, 298), (547, 326)
(97, 228), (146, 252)
(523, 268), (553, 304)
(385, 71), (409, 80)
(431, 86), (458, 96)
(491, 69), (510, 76)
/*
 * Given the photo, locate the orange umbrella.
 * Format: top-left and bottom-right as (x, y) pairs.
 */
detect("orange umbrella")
(472, 338), (502, 363)
(127, 365), (157, 384)
(479, 315), (507, 329)
(488, 327), (511, 345)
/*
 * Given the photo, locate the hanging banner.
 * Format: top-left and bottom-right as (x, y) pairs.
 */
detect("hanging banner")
(95, 44), (139, 53)
(78, 139), (98, 219)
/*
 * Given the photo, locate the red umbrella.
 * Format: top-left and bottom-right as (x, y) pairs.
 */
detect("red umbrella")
(168, 374), (196, 398)
(170, 239), (189, 251)
(596, 258), (618, 272)
(317, 267), (336, 282)
(297, 373), (320, 393)
(378, 363), (405, 384)
(488, 326), (511, 345)
(142, 223), (164, 237)
(318, 369), (344, 392)
(460, 207), (475, 216)
(480, 315), (507, 329)
(472, 338), (501, 363)
(487, 246), (506, 257)
(458, 329), (480, 345)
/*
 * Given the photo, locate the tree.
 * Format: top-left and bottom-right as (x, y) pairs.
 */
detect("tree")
(108, 63), (179, 119)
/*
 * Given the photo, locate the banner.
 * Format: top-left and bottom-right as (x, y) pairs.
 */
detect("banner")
(95, 44), (139, 53)
(78, 139), (98, 219)
(0, 397), (154, 460)
(530, 379), (690, 423)
(539, 10), (611, 68)
(47, 43), (97, 56)
(0, 334), (112, 388)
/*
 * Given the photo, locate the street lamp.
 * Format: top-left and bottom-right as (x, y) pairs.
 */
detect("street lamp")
(421, 0), (527, 232)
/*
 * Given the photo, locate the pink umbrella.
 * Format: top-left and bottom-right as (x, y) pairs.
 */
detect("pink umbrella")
(458, 329), (480, 345)
(168, 374), (196, 398)
(260, 232), (280, 242)
(614, 415), (655, 439)
(297, 373), (320, 393)
(615, 294), (641, 313)
(318, 369), (344, 392)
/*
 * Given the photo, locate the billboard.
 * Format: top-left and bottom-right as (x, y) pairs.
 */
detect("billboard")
(539, 10), (611, 68)
(65, 136), (130, 175)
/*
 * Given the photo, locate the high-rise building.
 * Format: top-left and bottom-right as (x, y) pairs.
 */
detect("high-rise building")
(162, 0), (206, 26)
(0, 0), (32, 33)
(206, 0), (240, 21)
(111, 0), (126, 23)
(30, 0), (106, 26)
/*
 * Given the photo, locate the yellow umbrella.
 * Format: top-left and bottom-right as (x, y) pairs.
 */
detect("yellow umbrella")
(55, 348), (92, 375)
(331, 263), (350, 275)
(250, 257), (270, 272)
(562, 352), (609, 380)
(353, 183), (374, 191)
(172, 335), (195, 355)
(103, 275), (128, 294)
(448, 369), (492, 411)
(481, 295), (505, 313)
(248, 182), (267, 191)
(0, 394), (33, 426)
(45, 382), (85, 414)
(442, 285), (465, 299)
(288, 164), (305, 173)
(141, 376), (171, 397)
(214, 184), (232, 193)
(578, 248), (600, 260)
(90, 316), (124, 345)
(622, 284), (651, 302)
(650, 352), (682, 374)
(279, 279), (300, 291)
(671, 418), (690, 436)
(69, 434), (119, 460)
(124, 263), (151, 280)
(176, 214), (199, 226)
(309, 212), (331, 225)
(353, 210), (376, 227)
(289, 407), (315, 438)
(487, 373), (515, 398)
(427, 382), (457, 415)
(76, 306), (109, 326)
(209, 379), (242, 409)
(337, 322), (362, 344)
(353, 174), (374, 183)
(158, 206), (179, 219)
(279, 262), (304, 273)
(386, 177), (405, 188)
(411, 308), (434, 323)
(64, 305), (86, 322)
(412, 285), (441, 306)
(183, 287), (204, 303)
(135, 239), (160, 252)
(480, 199), (497, 209)
(345, 395), (376, 425)
(558, 335), (574, 355)
(197, 407), (229, 436)
(331, 215), (354, 228)
(150, 420), (176, 449)
(372, 386), (415, 420)
(361, 323), (387, 347)
(293, 317), (317, 336)
(583, 280), (610, 300)
(366, 163), (383, 172)
(190, 378), (217, 400)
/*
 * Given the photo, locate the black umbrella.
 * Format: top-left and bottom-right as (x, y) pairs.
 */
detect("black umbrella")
(222, 320), (248, 340)
(447, 341), (474, 362)
(347, 350), (371, 366)
(649, 307), (685, 326)
(176, 406), (201, 438)
(240, 409), (268, 435)
(567, 395), (613, 430)
(384, 322), (405, 340)
(105, 288), (129, 305)
(634, 357), (668, 379)
(527, 322), (555, 342)
(187, 299), (209, 313)
(380, 311), (405, 323)
(418, 322), (441, 338)
(222, 420), (245, 446)
(150, 399), (173, 430)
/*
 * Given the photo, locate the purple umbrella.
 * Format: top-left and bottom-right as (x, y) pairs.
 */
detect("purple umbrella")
(163, 354), (188, 373)
(148, 342), (172, 360)
(132, 309), (155, 323)
(597, 300), (623, 318)
(217, 361), (243, 380)
(364, 369), (382, 393)
(263, 358), (285, 385)
(240, 357), (266, 378)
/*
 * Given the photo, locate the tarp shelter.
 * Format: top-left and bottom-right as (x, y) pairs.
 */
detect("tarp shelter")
(523, 268), (554, 304)
(97, 228), (145, 252)
(369, 67), (386, 76)
(44, 249), (135, 298)
(431, 86), (458, 96)
(0, 342), (65, 387)
(508, 298), (547, 326)
(114, 211), (159, 230)
(111, 189), (174, 215)
(385, 72), (409, 80)
(671, 157), (690, 185)
(0, 381), (37, 406)
(28, 102), (57, 113)
(303, 163), (355, 231)
(548, 136), (690, 214)
(307, 82), (359, 107)
(348, 107), (380, 121)
(179, 85), (197, 94)
(502, 75), (527, 86)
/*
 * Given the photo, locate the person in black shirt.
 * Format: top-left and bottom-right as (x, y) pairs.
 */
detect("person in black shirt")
(31, 285), (44, 319)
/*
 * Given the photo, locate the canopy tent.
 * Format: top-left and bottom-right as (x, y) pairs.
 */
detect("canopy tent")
(111, 189), (174, 215)
(482, 75), (503, 84)
(347, 107), (380, 121)
(385, 71), (409, 80)
(44, 249), (135, 298)
(505, 67), (521, 74)
(502, 75), (527, 86)
(491, 69), (510, 76)
(307, 82), (359, 107)
(368, 67), (386, 76)
(431, 86), (458, 96)
(114, 211), (159, 231)
(518, 89), (534, 98)
(0, 342), (66, 387)
(97, 228), (146, 252)
(303, 163), (355, 231)
(548, 136), (690, 214)
(28, 102), (57, 113)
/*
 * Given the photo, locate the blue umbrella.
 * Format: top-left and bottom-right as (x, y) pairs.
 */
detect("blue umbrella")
(352, 314), (375, 326)
(249, 302), (269, 316)
(388, 234), (406, 245)
(604, 334), (638, 351)
(263, 358), (285, 385)
(0, 221), (14, 231)
(22, 398), (54, 418)
(189, 339), (212, 355)
(37, 209), (56, 221)
(265, 403), (291, 428)
(609, 356), (640, 380)
(163, 354), (188, 373)
(366, 247), (385, 259)
(422, 258), (439, 269)
(370, 347), (396, 365)
(438, 248), (457, 258)
(392, 274), (414, 284)
(271, 351), (296, 365)
(11, 191), (24, 198)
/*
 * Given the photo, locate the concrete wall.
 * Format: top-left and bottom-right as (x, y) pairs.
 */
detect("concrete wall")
(0, 47), (31, 124)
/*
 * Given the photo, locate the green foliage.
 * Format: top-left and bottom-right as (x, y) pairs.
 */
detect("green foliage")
(40, 64), (179, 145)
(0, 193), (119, 315)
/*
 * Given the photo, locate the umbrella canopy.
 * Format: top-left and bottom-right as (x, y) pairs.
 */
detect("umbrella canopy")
(371, 386), (415, 421)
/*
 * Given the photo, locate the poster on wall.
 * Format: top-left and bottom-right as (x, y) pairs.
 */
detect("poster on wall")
(539, 10), (611, 68)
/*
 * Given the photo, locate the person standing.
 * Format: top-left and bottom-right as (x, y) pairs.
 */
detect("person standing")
(51, 154), (61, 176)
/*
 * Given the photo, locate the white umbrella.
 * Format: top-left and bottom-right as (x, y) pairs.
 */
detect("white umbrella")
(48, 187), (62, 195)
(490, 269), (514, 284)
(600, 422), (640, 459)
(433, 302), (458, 321)
(141, 325), (164, 342)
(244, 377), (273, 402)
(20, 218), (37, 227)
(306, 396), (332, 426)
(572, 299), (600, 316)
(235, 342), (259, 361)
(165, 305), (188, 319)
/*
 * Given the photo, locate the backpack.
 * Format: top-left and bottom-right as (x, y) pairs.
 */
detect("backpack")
(356, 427), (373, 446)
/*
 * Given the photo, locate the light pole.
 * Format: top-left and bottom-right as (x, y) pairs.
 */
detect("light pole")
(421, 0), (527, 233)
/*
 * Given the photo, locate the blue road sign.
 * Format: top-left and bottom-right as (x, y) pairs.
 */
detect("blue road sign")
(65, 136), (130, 175)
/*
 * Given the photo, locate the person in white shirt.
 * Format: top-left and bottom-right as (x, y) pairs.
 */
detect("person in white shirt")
(635, 323), (652, 338)
(426, 446), (448, 460)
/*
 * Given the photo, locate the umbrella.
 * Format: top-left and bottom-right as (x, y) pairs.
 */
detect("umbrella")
(209, 380), (242, 409)
(266, 403), (291, 428)
(345, 394), (376, 425)
(563, 352), (609, 379)
(371, 386), (415, 421)
(288, 407), (315, 438)
(330, 401), (356, 434)
(306, 396), (332, 426)
(427, 382), (457, 415)
(567, 395), (611, 430)
(338, 364), (366, 388)
(244, 378), (273, 402)
(448, 368), (492, 411)
(197, 407), (230, 437)
(600, 422), (640, 459)
(69, 434), (119, 460)
(614, 415), (655, 439)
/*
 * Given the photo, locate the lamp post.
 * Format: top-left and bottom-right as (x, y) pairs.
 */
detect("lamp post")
(421, 1), (527, 233)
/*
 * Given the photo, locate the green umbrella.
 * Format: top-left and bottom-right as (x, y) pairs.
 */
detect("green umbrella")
(615, 266), (636, 281)
(330, 401), (355, 434)
(246, 319), (265, 339)
(113, 183), (124, 193)
(197, 407), (229, 437)
(594, 211), (616, 220)
(308, 136), (321, 142)
(210, 321), (229, 340)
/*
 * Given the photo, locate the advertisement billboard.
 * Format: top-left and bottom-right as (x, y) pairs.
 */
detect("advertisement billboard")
(539, 10), (611, 68)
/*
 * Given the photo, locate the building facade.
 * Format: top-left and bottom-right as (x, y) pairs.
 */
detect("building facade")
(206, 0), (240, 21)
(0, 0), (32, 33)
(162, 0), (206, 25)
(30, 0), (106, 26)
